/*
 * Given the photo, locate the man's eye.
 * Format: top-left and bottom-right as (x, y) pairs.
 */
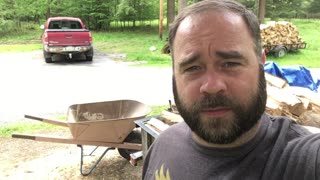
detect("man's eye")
(184, 66), (201, 72)
(222, 62), (241, 68)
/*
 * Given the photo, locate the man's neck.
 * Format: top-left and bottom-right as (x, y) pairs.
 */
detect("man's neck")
(192, 121), (261, 148)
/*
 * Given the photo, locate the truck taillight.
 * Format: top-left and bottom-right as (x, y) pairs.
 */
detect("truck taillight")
(89, 32), (93, 44)
(43, 32), (48, 44)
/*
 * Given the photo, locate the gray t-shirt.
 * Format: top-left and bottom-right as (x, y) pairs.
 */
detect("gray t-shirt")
(142, 114), (320, 180)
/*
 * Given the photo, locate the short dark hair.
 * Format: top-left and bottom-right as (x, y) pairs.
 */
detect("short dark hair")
(168, 0), (262, 61)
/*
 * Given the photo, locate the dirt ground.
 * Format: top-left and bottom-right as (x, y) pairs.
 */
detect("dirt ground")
(0, 129), (143, 180)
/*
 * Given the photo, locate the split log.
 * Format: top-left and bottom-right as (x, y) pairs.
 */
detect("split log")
(158, 110), (183, 125)
(297, 110), (320, 128)
(266, 85), (307, 116)
(265, 72), (289, 89)
(146, 118), (170, 133)
(285, 86), (320, 111)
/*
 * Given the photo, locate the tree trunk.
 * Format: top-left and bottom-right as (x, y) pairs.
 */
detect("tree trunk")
(159, 0), (164, 40)
(258, 0), (266, 24)
(178, 0), (188, 14)
(167, 0), (175, 30)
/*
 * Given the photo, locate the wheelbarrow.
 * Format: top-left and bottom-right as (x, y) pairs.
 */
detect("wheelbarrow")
(12, 99), (151, 176)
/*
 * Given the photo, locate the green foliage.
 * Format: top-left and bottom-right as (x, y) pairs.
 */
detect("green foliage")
(308, 0), (320, 14)
(0, 22), (42, 42)
(266, 0), (304, 19)
(0, 0), (160, 33)
(148, 105), (170, 116)
(238, 0), (316, 19)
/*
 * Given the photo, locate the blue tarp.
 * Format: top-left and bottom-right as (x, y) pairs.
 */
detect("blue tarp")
(264, 61), (320, 92)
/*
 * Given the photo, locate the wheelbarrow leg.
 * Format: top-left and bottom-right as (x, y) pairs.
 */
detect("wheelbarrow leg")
(77, 145), (115, 176)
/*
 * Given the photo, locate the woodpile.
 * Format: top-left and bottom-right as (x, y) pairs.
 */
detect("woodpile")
(260, 21), (305, 46)
(265, 72), (320, 128)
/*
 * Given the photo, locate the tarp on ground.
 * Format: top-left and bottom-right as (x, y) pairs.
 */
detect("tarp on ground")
(264, 61), (320, 92)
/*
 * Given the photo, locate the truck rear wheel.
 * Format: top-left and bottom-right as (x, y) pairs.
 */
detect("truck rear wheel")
(45, 57), (53, 63)
(86, 48), (93, 61)
(86, 56), (93, 61)
(43, 50), (53, 63)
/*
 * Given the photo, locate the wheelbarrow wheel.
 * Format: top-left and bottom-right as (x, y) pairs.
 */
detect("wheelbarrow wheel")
(118, 129), (141, 160)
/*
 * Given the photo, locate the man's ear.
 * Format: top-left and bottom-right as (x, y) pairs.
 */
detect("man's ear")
(261, 50), (266, 64)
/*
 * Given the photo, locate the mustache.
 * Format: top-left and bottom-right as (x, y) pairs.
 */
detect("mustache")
(194, 94), (236, 109)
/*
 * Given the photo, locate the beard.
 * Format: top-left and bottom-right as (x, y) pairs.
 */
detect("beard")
(173, 65), (267, 144)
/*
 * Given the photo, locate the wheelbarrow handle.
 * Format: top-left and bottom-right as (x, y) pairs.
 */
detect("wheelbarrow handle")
(24, 115), (68, 127)
(12, 133), (36, 140)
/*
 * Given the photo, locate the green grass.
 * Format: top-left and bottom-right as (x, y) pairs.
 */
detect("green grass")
(0, 105), (169, 138)
(0, 121), (64, 138)
(0, 44), (42, 53)
(93, 30), (171, 66)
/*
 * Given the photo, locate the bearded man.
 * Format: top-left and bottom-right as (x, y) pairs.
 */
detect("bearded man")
(142, 0), (320, 179)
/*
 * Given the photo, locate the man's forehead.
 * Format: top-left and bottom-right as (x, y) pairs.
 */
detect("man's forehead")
(177, 16), (194, 35)
(173, 11), (257, 61)
(175, 11), (244, 42)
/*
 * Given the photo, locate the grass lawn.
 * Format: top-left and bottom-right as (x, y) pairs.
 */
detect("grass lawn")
(93, 30), (171, 66)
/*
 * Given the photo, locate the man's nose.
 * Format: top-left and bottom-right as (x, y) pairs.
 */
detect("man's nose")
(199, 71), (227, 95)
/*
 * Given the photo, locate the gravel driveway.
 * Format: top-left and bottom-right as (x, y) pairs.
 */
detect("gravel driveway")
(0, 50), (173, 125)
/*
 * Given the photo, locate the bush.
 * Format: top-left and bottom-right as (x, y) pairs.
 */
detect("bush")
(0, 19), (16, 36)
(0, 19), (40, 36)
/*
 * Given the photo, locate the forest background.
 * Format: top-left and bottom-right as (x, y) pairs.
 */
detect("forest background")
(1, 0), (320, 34)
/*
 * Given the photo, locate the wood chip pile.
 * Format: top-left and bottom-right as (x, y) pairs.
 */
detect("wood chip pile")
(260, 21), (305, 46)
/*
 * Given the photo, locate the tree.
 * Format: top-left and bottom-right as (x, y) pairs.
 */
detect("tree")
(167, 0), (175, 29)
(267, 0), (305, 20)
(308, 0), (320, 14)
(258, 0), (266, 23)
(178, 0), (187, 13)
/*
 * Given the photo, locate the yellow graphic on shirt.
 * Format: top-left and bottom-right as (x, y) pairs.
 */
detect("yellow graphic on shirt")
(155, 164), (171, 180)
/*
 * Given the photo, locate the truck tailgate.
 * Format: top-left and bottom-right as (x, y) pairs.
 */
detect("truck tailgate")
(46, 29), (91, 46)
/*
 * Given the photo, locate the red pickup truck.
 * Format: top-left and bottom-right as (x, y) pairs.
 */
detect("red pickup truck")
(41, 17), (93, 63)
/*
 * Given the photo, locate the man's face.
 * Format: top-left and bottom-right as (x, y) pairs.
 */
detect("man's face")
(172, 11), (267, 144)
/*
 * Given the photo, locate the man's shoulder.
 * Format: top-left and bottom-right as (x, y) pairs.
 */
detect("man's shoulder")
(265, 114), (320, 147)
(264, 114), (312, 136)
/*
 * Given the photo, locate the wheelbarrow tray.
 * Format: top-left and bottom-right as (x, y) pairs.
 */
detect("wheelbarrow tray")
(13, 100), (150, 144)
(12, 100), (150, 175)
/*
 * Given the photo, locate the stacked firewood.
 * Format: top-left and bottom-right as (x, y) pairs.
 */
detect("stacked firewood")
(265, 73), (320, 128)
(260, 21), (305, 46)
